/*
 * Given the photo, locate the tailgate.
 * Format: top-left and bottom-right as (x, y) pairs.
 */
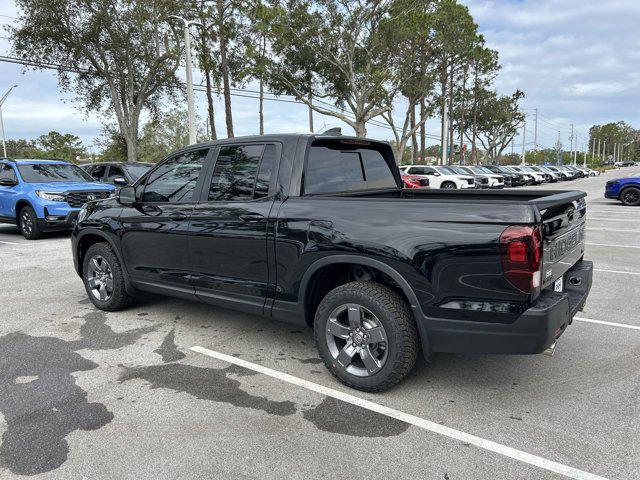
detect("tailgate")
(540, 197), (587, 289)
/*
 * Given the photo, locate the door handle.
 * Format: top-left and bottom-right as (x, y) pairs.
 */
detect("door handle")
(170, 212), (188, 221)
(239, 213), (265, 222)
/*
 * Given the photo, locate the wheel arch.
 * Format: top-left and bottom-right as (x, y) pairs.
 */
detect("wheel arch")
(14, 199), (35, 219)
(620, 184), (640, 196)
(300, 255), (431, 357)
(76, 229), (135, 295)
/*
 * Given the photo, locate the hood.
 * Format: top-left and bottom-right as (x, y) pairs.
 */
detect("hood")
(29, 182), (115, 192)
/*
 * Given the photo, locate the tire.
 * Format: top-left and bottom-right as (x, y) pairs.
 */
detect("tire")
(82, 242), (134, 311)
(441, 181), (457, 189)
(18, 205), (43, 240)
(620, 187), (640, 206)
(314, 281), (420, 392)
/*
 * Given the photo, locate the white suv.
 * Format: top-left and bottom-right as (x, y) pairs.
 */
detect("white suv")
(400, 165), (476, 189)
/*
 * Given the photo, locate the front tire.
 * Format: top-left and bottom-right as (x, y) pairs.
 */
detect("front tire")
(314, 281), (420, 392)
(18, 205), (42, 240)
(620, 187), (640, 206)
(82, 242), (134, 311)
(441, 181), (457, 189)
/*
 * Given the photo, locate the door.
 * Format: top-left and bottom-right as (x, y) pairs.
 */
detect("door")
(0, 163), (19, 219)
(189, 143), (279, 315)
(119, 147), (211, 295)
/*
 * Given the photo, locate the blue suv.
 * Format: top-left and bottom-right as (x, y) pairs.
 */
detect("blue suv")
(605, 177), (640, 206)
(0, 159), (115, 239)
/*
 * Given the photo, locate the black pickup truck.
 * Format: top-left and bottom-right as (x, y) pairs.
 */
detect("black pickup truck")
(72, 133), (592, 391)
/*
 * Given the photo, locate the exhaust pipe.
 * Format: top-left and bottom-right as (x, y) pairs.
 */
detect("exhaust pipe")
(543, 341), (557, 357)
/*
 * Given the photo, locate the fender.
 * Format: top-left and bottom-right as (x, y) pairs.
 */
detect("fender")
(75, 227), (136, 296)
(299, 254), (432, 358)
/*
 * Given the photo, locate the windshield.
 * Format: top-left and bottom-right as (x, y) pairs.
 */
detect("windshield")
(126, 164), (152, 181)
(448, 166), (469, 175)
(471, 166), (492, 174)
(436, 166), (457, 175)
(17, 163), (94, 183)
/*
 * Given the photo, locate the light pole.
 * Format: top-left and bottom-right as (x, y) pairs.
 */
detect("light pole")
(170, 16), (202, 145)
(0, 85), (17, 158)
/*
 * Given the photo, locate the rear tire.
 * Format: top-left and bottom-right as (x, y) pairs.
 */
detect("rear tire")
(82, 242), (134, 311)
(441, 181), (457, 189)
(314, 281), (420, 392)
(18, 206), (42, 240)
(620, 187), (640, 206)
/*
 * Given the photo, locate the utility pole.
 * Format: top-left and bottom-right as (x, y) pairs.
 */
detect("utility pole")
(569, 124), (574, 163)
(0, 85), (17, 158)
(170, 15), (202, 145)
(555, 131), (562, 166)
(603, 141), (606, 163)
(521, 120), (526, 166)
(441, 97), (448, 165)
(583, 144), (586, 168)
(591, 137), (595, 164)
(308, 96), (314, 133)
(533, 108), (538, 150)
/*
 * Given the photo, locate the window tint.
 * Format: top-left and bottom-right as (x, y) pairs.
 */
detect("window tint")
(254, 144), (276, 198)
(0, 164), (17, 182)
(142, 149), (208, 203)
(208, 145), (265, 201)
(304, 143), (396, 194)
(17, 163), (93, 183)
(106, 165), (125, 183)
(88, 165), (107, 180)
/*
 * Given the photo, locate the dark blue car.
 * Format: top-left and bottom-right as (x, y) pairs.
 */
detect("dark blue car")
(605, 177), (640, 206)
(0, 159), (115, 239)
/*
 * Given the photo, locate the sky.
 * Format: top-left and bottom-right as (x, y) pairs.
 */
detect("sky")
(0, 0), (638, 154)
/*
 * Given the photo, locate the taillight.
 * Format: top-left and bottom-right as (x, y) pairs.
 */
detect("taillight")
(500, 225), (543, 293)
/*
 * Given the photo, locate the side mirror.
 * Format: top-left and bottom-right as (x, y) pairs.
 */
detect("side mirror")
(113, 176), (127, 186)
(117, 186), (137, 206)
(0, 178), (17, 187)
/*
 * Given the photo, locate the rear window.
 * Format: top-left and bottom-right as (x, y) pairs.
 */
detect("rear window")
(304, 142), (396, 194)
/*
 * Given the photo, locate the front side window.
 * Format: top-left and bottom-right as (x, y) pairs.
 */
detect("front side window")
(88, 165), (107, 180)
(304, 141), (396, 194)
(106, 166), (125, 183)
(142, 149), (209, 203)
(17, 163), (93, 183)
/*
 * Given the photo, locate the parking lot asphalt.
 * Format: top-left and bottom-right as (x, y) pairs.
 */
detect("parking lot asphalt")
(1, 168), (639, 480)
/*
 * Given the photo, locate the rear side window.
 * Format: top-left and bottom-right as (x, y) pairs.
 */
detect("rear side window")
(208, 144), (276, 201)
(304, 142), (396, 194)
(142, 149), (208, 203)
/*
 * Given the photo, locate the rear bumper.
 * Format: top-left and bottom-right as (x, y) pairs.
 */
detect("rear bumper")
(423, 260), (593, 354)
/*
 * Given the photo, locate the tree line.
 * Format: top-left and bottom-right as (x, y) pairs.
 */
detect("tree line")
(10, 0), (527, 164)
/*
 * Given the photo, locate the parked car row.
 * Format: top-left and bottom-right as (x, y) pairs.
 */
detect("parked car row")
(0, 159), (154, 239)
(399, 163), (599, 189)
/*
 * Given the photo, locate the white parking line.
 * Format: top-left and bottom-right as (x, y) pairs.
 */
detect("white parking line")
(575, 317), (640, 331)
(594, 268), (640, 276)
(586, 243), (640, 249)
(190, 346), (608, 480)
(587, 228), (639, 233)
(587, 217), (640, 222)
(0, 240), (20, 245)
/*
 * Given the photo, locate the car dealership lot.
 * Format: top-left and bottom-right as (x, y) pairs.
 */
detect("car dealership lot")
(0, 169), (638, 480)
